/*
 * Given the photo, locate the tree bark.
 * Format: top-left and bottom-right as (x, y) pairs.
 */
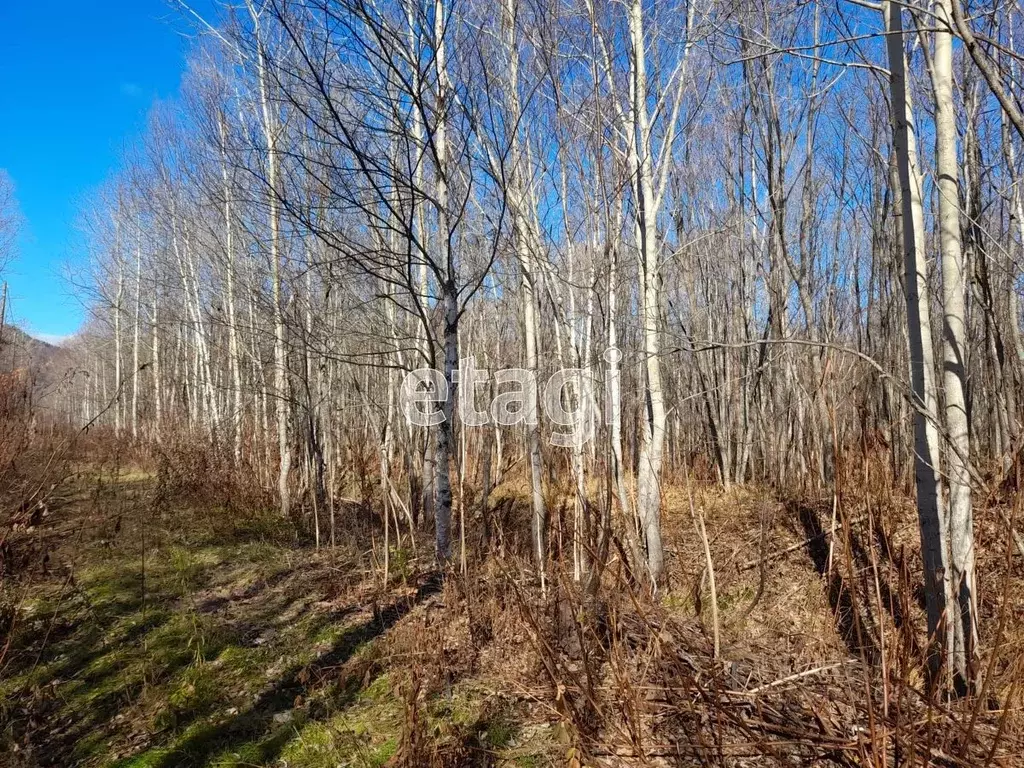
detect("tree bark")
(934, 0), (978, 693)
(883, 0), (955, 687)
(630, 0), (666, 586)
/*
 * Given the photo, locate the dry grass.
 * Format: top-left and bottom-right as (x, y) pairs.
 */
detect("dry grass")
(2, 435), (1024, 766)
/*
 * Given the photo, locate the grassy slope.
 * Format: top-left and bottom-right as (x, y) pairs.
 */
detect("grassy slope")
(0, 471), (555, 767)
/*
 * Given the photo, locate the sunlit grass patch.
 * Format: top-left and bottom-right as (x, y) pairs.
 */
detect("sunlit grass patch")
(264, 673), (404, 767)
(6, 472), (542, 768)
(154, 662), (225, 731)
(109, 746), (175, 768)
(277, 721), (340, 768)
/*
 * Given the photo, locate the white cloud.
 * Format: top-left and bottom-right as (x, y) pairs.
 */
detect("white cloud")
(120, 82), (143, 98)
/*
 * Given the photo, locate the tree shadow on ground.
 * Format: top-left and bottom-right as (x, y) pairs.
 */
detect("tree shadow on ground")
(1, 571), (229, 767)
(2, 532), (384, 767)
(148, 573), (443, 768)
(791, 499), (927, 667)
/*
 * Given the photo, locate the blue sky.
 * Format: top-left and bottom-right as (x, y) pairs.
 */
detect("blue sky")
(0, 1), (212, 343)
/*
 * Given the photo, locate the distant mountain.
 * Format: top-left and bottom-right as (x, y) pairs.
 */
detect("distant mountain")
(0, 325), (61, 374)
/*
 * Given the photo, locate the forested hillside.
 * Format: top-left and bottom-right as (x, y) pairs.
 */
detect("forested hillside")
(3, 0), (1024, 765)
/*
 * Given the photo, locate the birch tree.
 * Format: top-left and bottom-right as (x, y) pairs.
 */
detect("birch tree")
(932, 0), (978, 692)
(883, 0), (955, 687)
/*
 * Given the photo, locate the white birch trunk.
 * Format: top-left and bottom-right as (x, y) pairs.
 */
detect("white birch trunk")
(883, 0), (955, 685)
(934, 0), (978, 692)
(249, 1), (292, 517)
(501, 0), (547, 577)
(630, 0), (666, 585)
(114, 257), (124, 439)
(432, 0), (455, 563)
(132, 227), (141, 441)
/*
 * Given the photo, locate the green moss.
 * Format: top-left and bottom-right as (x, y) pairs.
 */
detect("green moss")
(3, 656), (65, 696)
(661, 591), (693, 612)
(18, 593), (62, 617)
(215, 644), (271, 686)
(325, 686), (403, 764)
(73, 663), (136, 707)
(368, 736), (399, 766)
(718, 585), (755, 611)
(109, 746), (175, 767)
(70, 728), (109, 762)
(6, 473), (539, 768)
(428, 688), (480, 729)
(483, 714), (518, 750)
(278, 722), (339, 767)
(279, 722), (397, 768)
(83, 647), (130, 681)
(155, 662), (223, 731)
(146, 610), (233, 673)
(210, 740), (265, 767)
(359, 673), (391, 702)
(311, 621), (349, 647)
(226, 510), (297, 545)
(387, 547), (414, 583)
(511, 755), (542, 768)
